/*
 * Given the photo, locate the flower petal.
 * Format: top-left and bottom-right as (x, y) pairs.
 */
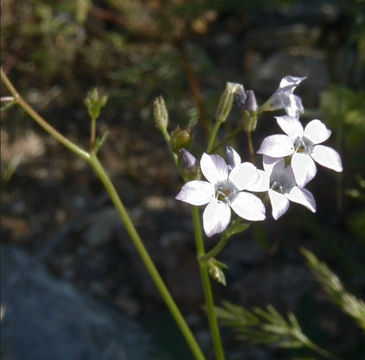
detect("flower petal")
(262, 155), (284, 175)
(229, 162), (259, 190)
(200, 153), (229, 185)
(175, 180), (214, 206)
(311, 145), (343, 172)
(268, 189), (290, 220)
(246, 169), (270, 192)
(257, 135), (294, 157)
(288, 186), (316, 213)
(226, 146), (241, 170)
(203, 200), (231, 237)
(230, 192), (266, 221)
(286, 94), (304, 117)
(276, 115), (303, 139)
(279, 75), (307, 89)
(304, 119), (332, 144)
(291, 152), (317, 187)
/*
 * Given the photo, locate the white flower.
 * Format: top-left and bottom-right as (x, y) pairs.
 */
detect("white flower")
(250, 156), (316, 220)
(257, 115), (343, 187)
(176, 151), (266, 237)
(261, 75), (306, 117)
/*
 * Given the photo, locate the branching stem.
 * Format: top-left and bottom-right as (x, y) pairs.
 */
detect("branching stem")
(1, 68), (206, 360)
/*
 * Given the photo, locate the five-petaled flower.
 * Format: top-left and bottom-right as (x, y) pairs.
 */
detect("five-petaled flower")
(175, 150), (266, 237)
(257, 115), (343, 187)
(250, 155), (316, 219)
(260, 75), (306, 117)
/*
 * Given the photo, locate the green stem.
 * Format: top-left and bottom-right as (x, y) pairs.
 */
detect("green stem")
(246, 131), (257, 166)
(207, 120), (222, 153)
(90, 115), (97, 151)
(192, 207), (226, 360)
(1, 68), (206, 360)
(199, 232), (230, 262)
(89, 155), (205, 360)
(1, 68), (90, 162)
(211, 123), (245, 152)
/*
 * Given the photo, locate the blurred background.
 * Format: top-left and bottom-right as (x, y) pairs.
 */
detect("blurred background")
(1, 0), (365, 359)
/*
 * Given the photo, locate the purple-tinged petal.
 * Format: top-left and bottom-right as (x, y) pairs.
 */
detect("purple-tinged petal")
(304, 119), (332, 144)
(262, 155), (284, 175)
(268, 189), (290, 220)
(175, 180), (214, 206)
(276, 115), (303, 139)
(226, 146), (241, 170)
(229, 162), (259, 190)
(279, 75), (307, 89)
(311, 145), (343, 172)
(230, 192), (266, 221)
(200, 153), (229, 185)
(203, 200), (231, 237)
(179, 148), (197, 170)
(257, 135), (294, 157)
(288, 186), (316, 213)
(246, 169), (270, 192)
(285, 94), (304, 117)
(291, 152), (317, 187)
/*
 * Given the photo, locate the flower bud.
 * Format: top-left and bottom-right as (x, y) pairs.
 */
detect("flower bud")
(216, 82), (244, 123)
(208, 262), (226, 286)
(242, 90), (258, 113)
(153, 96), (168, 131)
(179, 148), (197, 171)
(84, 88), (108, 120)
(170, 127), (192, 153)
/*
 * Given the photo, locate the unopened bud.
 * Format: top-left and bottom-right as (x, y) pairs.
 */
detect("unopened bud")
(208, 262), (226, 286)
(179, 148), (197, 171)
(153, 96), (168, 130)
(84, 88), (108, 120)
(170, 127), (192, 153)
(216, 82), (244, 123)
(242, 90), (258, 132)
(242, 90), (258, 113)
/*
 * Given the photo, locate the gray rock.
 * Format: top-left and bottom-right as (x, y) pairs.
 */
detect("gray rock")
(1, 246), (160, 360)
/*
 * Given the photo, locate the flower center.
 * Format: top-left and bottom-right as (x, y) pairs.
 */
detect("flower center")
(271, 180), (284, 193)
(294, 136), (313, 154)
(215, 180), (237, 204)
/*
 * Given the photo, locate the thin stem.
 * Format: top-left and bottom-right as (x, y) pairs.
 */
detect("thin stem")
(246, 131), (257, 166)
(90, 156), (205, 360)
(1, 68), (206, 360)
(90, 116), (97, 151)
(207, 120), (222, 153)
(1, 68), (90, 162)
(199, 233), (230, 262)
(192, 207), (226, 360)
(211, 123), (245, 152)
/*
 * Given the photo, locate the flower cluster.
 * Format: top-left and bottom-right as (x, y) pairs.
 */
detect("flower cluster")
(175, 76), (343, 237)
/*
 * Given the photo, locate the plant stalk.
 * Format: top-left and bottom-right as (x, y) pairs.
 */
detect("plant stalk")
(1, 68), (206, 360)
(192, 206), (226, 360)
(207, 120), (222, 153)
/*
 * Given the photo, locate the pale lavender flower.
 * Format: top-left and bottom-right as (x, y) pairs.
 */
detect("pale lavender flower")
(261, 75), (306, 117)
(257, 115), (343, 187)
(176, 152), (266, 237)
(250, 156), (316, 220)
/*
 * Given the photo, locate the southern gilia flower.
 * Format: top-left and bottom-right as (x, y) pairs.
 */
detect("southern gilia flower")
(250, 155), (316, 220)
(260, 75), (306, 117)
(175, 150), (266, 237)
(257, 115), (343, 187)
